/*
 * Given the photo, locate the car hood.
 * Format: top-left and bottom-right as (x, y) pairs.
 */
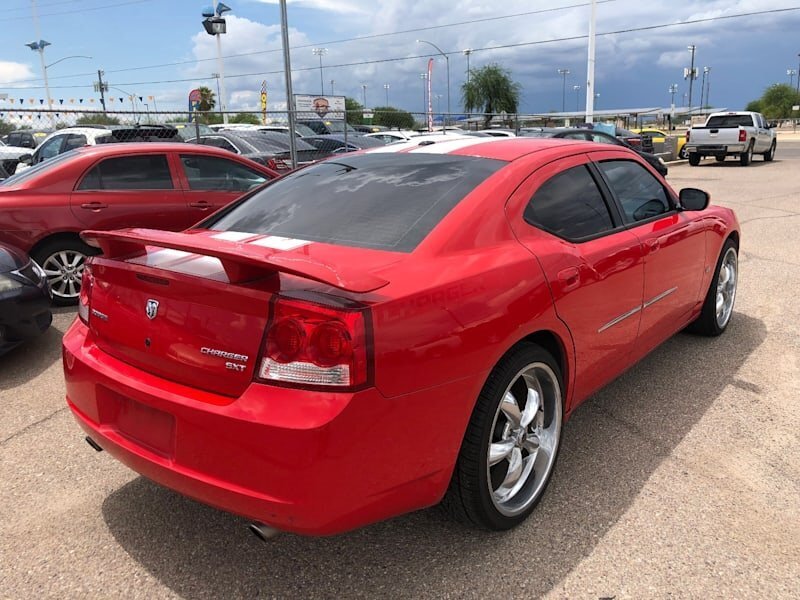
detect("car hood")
(0, 243), (28, 272)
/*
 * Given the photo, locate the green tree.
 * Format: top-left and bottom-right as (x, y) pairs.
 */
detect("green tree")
(230, 112), (261, 124)
(76, 114), (121, 126)
(345, 97), (365, 125)
(461, 64), (521, 128)
(760, 84), (800, 119)
(198, 86), (216, 112)
(372, 106), (415, 130)
(0, 120), (14, 137)
(745, 100), (762, 112)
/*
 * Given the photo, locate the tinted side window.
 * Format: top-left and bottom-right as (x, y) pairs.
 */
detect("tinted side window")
(78, 155), (173, 190)
(524, 165), (614, 240)
(598, 160), (671, 223)
(63, 134), (87, 152)
(180, 155), (268, 192)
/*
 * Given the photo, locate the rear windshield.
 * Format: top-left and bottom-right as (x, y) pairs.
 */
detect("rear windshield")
(705, 115), (755, 128)
(206, 153), (504, 252)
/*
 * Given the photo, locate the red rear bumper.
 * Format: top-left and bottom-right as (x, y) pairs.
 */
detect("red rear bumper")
(63, 319), (480, 535)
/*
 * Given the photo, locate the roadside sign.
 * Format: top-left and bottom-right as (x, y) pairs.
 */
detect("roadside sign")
(294, 94), (345, 119)
(363, 112), (374, 119)
(793, 105), (800, 111)
(189, 89), (202, 103)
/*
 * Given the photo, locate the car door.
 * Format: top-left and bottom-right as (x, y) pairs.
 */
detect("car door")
(593, 153), (706, 357)
(176, 152), (270, 214)
(507, 153), (645, 402)
(70, 153), (192, 231)
(754, 114), (771, 152)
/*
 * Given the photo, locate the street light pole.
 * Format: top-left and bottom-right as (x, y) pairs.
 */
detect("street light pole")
(700, 67), (707, 109)
(417, 40), (450, 126)
(420, 73), (428, 116)
(573, 85), (581, 112)
(330, 79), (335, 95)
(704, 67), (712, 109)
(278, 0), (297, 169)
(686, 44), (697, 116)
(384, 84), (390, 106)
(361, 84), (367, 108)
(558, 68), (570, 112)
(463, 48), (472, 85)
(797, 53), (800, 94)
(669, 83), (678, 127)
(211, 73), (222, 117)
(313, 48), (327, 95)
(25, 41), (53, 115)
(207, 1), (232, 125)
(788, 69), (797, 89)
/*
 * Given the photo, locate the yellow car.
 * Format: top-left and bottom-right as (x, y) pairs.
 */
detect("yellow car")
(633, 128), (688, 159)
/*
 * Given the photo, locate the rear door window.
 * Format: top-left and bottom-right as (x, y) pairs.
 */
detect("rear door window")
(63, 134), (88, 152)
(597, 160), (672, 223)
(706, 115), (755, 128)
(77, 155), (173, 190)
(206, 153), (504, 252)
(36, 135), (66, 162)
(524, 165), (615, 240)
(180, 154), (268, 191)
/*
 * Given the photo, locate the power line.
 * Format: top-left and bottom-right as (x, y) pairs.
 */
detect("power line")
(3, 0), (617, 84)
(0, 0), (154, 21)
(3, 5), (800, 91)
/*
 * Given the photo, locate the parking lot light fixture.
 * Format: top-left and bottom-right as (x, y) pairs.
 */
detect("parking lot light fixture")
(787, 69), (797, 89)
(330, 79), (335, 95)
(417, 40), (451, 126)
(573, 85), (581, 112)
(202, 2), (232, 124)
(384, 83), (390, 106)
(25, 40), (53, 116)
(686, 45), (697, 116)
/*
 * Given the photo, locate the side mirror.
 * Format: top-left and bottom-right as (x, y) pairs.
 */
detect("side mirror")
(18, 154), (32, 166)
(679, 188), (709, 211)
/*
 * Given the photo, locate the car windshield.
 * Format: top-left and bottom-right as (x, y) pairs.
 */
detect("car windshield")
(237, 134), (316, 153)
(0, 150), (77, 187)
(206, 153), (504, 252)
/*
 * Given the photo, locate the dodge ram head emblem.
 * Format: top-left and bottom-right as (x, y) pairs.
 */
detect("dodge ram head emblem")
(145, 299), (159, 320)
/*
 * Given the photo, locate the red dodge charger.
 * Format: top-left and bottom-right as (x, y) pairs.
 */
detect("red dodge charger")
(62, 137), (740, 536)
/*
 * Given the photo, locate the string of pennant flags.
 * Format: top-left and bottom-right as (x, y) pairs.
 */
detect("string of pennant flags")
(0, 96), (155, 105)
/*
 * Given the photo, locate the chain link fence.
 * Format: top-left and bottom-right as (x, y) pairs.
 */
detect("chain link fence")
(0, 108), (681, 177)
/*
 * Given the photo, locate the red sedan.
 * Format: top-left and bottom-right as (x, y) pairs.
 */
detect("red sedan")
(62, 137), (740, 536)
(0, 143), (277, 304)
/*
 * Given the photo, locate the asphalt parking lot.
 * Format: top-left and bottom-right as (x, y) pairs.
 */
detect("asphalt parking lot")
(2, 140), (799, 599)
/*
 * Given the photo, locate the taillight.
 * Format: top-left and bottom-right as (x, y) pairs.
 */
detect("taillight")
(628, 138), (640, 146)
(685, 130), (690, 142)
(257, 297), (371, 389)
(266, 158), (277, 170)
(738, 129), (747, 143)
(78, 262), (94, 325)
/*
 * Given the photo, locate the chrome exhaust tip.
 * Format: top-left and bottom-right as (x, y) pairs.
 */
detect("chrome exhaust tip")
(248, 522), (280, 542)
(85, 436), (104, 452)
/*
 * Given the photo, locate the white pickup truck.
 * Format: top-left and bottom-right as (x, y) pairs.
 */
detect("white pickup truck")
(685, 111), (777, 166)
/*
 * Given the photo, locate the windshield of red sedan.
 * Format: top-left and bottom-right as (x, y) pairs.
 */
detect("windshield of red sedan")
(206, 153), (504, 252)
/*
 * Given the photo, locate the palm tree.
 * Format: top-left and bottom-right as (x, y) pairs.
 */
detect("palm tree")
(197, 86), (216, 114)
(462, 64), (521, 128)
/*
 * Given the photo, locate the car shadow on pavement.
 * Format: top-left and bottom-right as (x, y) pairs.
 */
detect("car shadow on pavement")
(0, 309), (72, 390)
(101, 312), (765, 599)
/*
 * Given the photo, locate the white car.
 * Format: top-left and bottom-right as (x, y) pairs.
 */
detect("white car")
(0, 139), (34, 175)
(363, 130), (418, 144)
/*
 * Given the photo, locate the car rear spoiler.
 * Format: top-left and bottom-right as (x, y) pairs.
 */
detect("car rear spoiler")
(81, 228), (389, 293)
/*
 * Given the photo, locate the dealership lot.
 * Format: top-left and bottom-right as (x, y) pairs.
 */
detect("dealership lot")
(2, 142), (799, 598)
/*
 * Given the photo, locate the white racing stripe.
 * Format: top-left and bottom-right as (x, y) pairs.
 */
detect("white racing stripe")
(249, 236), (311, 251)
(211, 231), (255, 242)
(407, 137), (495, 154)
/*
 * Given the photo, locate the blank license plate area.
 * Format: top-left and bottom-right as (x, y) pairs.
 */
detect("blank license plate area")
(97, 387), (175, 458)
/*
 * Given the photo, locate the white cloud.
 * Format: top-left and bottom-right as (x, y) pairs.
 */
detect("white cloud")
(0, 61), (36, 85)
(251, 0), (368, 15)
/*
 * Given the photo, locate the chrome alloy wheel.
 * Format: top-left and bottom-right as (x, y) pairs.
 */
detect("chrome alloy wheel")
(715, 247), (738, 329)
(42, 250), (87, 300)
(487, 363), (562, 517)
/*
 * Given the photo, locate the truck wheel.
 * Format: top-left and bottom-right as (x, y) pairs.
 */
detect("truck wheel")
(740, 142), (753, 166)
(715, 156), (725, 162)
(764, 141), (776, 162)
(688, 153), (701, 166)
(678, 146), (688, 160)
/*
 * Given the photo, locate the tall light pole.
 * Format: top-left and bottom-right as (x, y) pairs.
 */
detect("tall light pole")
(585, 0), (597, 123)
(361, 84), (367, 108)
(202, 2), (232, 124)
(558, 68), (570, 112)
(417, 40), (450, 126)
(330, 79), (335, 95)
(278, 0), (297, 169)
(420, 72), (428, 115)
(573, 85), (581, 111)
(703, 67), (712, 109)
(797, 53), (800, 94)
(787, 69), (797, 89)
(383, 84), (390, 106)
(686, 44), (697, 116)
(669, 83), (678, 127)
(313, 47), (327, 95)
(463, 48), (472, 85)
(24, 40), (52, 115)
(699, 67), (708, 108)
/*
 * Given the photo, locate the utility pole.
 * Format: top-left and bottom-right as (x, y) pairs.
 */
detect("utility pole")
(330, 79), (335, 95)
(361, 84), (367, 108)
(212, 73), (222, 117)
(384, 83), (390, 106)
(669, 83), (678, 128)
(797, 53), (800, 94)
(313, 48), (327, 95)
(96, 69), (108, 112)
(700, 67), (707, 109)
(279, 0), (297, 169)
(703, 67), (711, 109)
(788, 69), (797, 89)
(558, 68), (570, 113)
(463, 49), (472, 85)
(573, 85), (581, 112)
(420, 73), (428, 116)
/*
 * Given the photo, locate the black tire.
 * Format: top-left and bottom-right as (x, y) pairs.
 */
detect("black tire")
(678, 146), (688, 160)
(715, 155), (726, 162)
(31, 237), (99, 306)
(740, 142), (753, 166)
(688, 153), (701, 166)
(764, 140), (776, 162)
(441, 343), (564, 531)
(687, 239), (738, 337)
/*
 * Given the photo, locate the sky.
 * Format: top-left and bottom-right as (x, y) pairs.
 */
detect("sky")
(1, 0), (799, 118)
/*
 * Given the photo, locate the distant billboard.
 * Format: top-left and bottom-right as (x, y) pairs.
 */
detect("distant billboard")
(294, 94), (346, 119)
